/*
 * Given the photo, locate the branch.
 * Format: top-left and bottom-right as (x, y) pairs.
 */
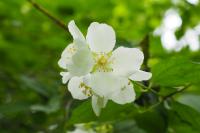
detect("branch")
(27, 0), (68, 31)
(135, 35), (155, 106)
(162, 84), (191, 101)
(139, 84), (191, 113)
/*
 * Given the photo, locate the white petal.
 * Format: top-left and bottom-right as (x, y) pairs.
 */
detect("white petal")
(68, 20), (85, 41)
(101, 97), (108, 108)
(111, 47), (144, 77)
(58, 43), (75, 69)
(91, 95), (108, 116)
(86, 72), (121, 97)
(82, 74), (92, 86)
(67, 129), (86, 133)
(111, 79), (136, 104)
(58, 58), (67, 69)
(68, 128), (94, 133)
(67, 41), (94, 76)
(68, 77), (89, 100)
(129, 70), (152, 81)
(60, 72), (71, 84)
(91, 95), (101, 116)
(58, 41), (94, 76)
(86, 22), (115, 53)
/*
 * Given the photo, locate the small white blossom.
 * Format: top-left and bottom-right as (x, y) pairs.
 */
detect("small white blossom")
(58, 20), (152, 116)
(67, 124), (96, 133)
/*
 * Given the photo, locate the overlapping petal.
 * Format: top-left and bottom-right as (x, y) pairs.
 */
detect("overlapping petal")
(68, 76), (89, 100)
(85, 72), (136, 105)
(59, 21), (93, 75)
(66, 40), (94, 76)
(58, 43), (75, 69)
(86, 22), (116, 53)
(111, 47), (144, 77)
(110, 78), (135, 104)
(85, 72), (122, 98)
(60, 72), (71, 84)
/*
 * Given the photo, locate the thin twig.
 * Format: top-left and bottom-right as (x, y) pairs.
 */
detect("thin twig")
(134, 82), (159, 95)
(134, 82), (149, 90)
(27, 0), (68, 31)
(162, 84), (191, 101)
(141, 84), (191, 112)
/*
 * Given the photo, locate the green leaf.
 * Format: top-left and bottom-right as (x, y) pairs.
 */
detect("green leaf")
(20, 75), (50, 97)
(30, 96), (61, 114)
(167, 101), (200, 133)
(135, 110), (166, 133)
(0, 102), (30, 115)
(68, 100), (138, 125)
(152, 57), (200, 87)
(177, 94), (200, 113)
(134, 82), (143, 99)
(114, 120), (146, 133)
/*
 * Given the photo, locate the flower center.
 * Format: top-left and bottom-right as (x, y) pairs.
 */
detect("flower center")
(97, 56), (108, 66)
(93, 53), (113, 72)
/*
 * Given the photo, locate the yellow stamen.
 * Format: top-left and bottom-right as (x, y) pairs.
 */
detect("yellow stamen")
(79, 82), (92, 96)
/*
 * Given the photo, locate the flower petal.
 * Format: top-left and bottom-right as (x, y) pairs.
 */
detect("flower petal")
(86, 72), (121, 97)
(110, 78), (136, 104)
(60, 72), (71, 84)
(86, 22), (115, 53)
(68, 77), (89, 100)
(91, 95), (108, 116)
(68, 20), (85, 41)
(67, 129), (87, 133)
(58, 43), (75, 69)
(91, 95), (101, 116)
(129, 70), (152, 81)
(58, 58), (67, 69)
(111, 47), (144, 77)
(67, 41), (94, 76)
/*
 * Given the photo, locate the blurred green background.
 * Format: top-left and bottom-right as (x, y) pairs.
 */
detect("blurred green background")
(1, 0), (200, 133)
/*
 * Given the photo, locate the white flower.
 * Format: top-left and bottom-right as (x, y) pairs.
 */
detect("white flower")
(67, 124), (96, 133)
(58, 20), (152, 116)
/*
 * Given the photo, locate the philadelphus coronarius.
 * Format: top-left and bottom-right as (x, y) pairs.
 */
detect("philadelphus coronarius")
(58, 20), (152, 116)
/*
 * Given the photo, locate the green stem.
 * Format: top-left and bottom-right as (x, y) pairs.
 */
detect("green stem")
(141, 84), (191, 112)
(162, 84), (191, 101)
(134, 81), (159, 95)
(27, 0), (68, 31)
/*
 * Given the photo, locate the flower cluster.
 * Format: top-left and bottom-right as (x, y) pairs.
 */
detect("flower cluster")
(58, 20), (152, 116)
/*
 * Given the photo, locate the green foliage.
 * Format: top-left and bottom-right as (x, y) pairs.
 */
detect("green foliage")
(178, 94), (200, 113)
(152, 57), (200, 87)
(167, 102), (200, 133)
(69, 101), (138, 125)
